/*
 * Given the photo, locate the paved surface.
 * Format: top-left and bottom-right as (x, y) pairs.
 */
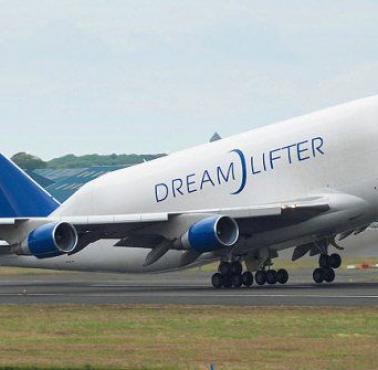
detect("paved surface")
(0, 268), (377, 307)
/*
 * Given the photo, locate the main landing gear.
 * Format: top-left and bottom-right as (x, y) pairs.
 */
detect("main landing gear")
(254, 269), (289, 286)
(312, 253), (342, 284)
(211, 261), (289, 289)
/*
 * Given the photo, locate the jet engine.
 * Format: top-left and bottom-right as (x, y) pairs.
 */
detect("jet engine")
(15, 222), (78, 259)
(180, 215), (239, 253)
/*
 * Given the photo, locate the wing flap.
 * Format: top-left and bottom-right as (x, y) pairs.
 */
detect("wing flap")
(56, 212), (169, 225)
(178, 196), (329, 220)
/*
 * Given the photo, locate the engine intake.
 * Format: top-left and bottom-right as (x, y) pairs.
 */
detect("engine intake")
(181, 216), (239, 253)
(18, 222), (78, 259)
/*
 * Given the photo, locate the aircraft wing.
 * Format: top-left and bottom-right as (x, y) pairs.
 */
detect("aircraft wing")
(50, 195), (333, 253)
(0, 194), (332, 238)
(57, 195), (328, 224)
(0, 192), (366, 261)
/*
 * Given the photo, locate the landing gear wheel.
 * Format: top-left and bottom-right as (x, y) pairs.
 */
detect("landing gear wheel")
(329, 254), (342, 269)
(277, 269), (289, 284)
(255, 271), (266, 286)
(219, 262), (232, 276)
(223, 275), (233, 289)
(266, 270), (278, 285)
(211, 273), (223, 289)
(231, 274), (243, 288)
(323, 267), (335, 283)
(313, 268), (324, 284)
(319, 254), (330, 268)
(231, 261), (243, 275)
(242, 271), (254, 287)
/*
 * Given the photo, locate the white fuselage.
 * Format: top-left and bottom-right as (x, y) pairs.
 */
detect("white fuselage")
(2, 96), (378, 273)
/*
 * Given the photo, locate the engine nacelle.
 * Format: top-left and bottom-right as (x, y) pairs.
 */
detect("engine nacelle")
(181, 216), (239, 253)
(18, 222), (78, 259)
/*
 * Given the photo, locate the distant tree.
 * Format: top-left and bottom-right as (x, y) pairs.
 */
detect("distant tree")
(11, 152), (167, 170)
(46, 153), (166, 169)
(11, 152), (47, 170)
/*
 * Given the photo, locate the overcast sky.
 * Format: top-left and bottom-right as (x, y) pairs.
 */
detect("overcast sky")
(1, 0), (378, 159)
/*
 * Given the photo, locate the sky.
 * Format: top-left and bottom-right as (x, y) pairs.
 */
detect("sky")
(1, 0), (378, 159)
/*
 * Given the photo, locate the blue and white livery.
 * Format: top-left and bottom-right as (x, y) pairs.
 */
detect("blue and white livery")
(1, 96), (378, 287)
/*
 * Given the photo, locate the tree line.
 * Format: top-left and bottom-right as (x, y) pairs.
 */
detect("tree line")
(12, 152), (167, 170)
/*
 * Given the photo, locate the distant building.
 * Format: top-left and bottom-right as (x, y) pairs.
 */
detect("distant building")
(26, 170), (55, 188)
(29, 166), (126, 202)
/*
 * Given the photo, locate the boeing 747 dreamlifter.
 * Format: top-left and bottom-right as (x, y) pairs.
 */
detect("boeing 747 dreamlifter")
(0, 96), (377, 288)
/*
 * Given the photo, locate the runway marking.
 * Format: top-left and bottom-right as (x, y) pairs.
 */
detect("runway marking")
(91, 284), (212, 288)
(0, 293), (377, 299)
(90, 284), (319, 290)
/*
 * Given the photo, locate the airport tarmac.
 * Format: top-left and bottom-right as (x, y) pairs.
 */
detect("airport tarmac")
(0, 268), (377, 307)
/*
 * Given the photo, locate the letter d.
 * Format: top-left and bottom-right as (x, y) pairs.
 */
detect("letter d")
(155, 183), (169, 202)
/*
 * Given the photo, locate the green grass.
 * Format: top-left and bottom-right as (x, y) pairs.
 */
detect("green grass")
(0, 305), (376, 370)
(0, 267), (71, 276)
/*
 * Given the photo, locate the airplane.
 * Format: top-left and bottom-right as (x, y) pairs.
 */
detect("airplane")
(0, 95), (377, 289)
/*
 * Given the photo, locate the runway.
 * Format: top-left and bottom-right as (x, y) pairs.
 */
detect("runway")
(0, 268), (377, 306)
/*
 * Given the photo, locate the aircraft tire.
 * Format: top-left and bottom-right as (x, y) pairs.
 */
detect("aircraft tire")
(223, 275), (233, 288)
(211, 273), (224, 289)
(266, 270), (278, 285)
(255, 271), (266, 286)
(231, 261), (243, 275)
(231, 274), (243, 288)
(219, 262), (232, 276)
(313, 268), (324, 284)
(277, 269), (289, 284)
(329, 254), (342, 269)
(242, 271), (254, 287)
(323, 267), (336, 283)
(319, 254), (330, 268)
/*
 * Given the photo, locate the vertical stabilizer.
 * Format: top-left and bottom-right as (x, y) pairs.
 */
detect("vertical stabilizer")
(0, 154), (59, 217)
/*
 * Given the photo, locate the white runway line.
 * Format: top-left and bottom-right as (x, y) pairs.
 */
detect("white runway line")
(0, 293), (377, 299)
(90, 284), (313, 289)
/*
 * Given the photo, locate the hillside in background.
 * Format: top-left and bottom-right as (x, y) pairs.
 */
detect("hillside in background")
(11, 152), (166, 170)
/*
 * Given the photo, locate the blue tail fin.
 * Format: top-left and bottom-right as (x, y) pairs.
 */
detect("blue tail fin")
(0, 154), (60, 217)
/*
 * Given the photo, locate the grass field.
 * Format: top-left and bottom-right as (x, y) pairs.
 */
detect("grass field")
(0, 305), (376, 370)
(0, 267), (70, 276)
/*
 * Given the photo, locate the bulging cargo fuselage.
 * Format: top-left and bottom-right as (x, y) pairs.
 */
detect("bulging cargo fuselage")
(3, 96), (378, 273)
